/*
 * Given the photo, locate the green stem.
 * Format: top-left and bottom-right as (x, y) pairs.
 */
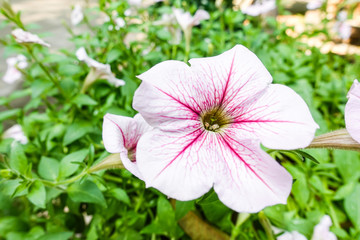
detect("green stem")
(230, 213), (251, 240)
(26, 47), (66, 97)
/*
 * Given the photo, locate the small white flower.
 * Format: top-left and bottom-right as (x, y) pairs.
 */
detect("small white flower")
(173, 8), (210, 32)
(3, 54), (27, 84)
(242, 0), (276, 16)
(76, 47), (125, 87)
(154, 13), (182, 45)
(12, 28), (50, 47)
(334, 11), (351, 40)
(71, 4), (84, 26)
(115, 17), (126, 29)
(307, 0), (324, 10)
(274, 215), (337, 240)
(2, 124), (28, 144)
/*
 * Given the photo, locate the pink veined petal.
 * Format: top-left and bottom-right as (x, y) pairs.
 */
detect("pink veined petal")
(102, 113), (151, 179)
(189, 44), (273, 112)
(229, 84), (319, 150)
(213, 136), (292, 213)
(133, 45), (272, 131)
(133, 60), (201, 130)
(345, 80), (360, 143)
(136, 127), (215, 200)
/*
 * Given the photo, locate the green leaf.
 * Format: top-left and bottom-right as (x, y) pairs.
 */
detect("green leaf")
(175, 200), (195, 220)
(68, 180), (107, 208)
(58, 149), (88, 179)
(0, 217), (28, 236)
(27, 180), (46, 208)
(108, 188), (130, 205)
(72, 94), (98, 106)
(38, 157), (59, 181)
(63, 121), (94, 146)
(344, 183), (360, 230)
(58, 63), (82, 76)
(9, 141), (28, 175)
(0, 108), (21, 121)
(295, 150), (319, 164)
(334, 150), (360, 183)
(37, 231), (73, 240)
(106, 48), (122, 63)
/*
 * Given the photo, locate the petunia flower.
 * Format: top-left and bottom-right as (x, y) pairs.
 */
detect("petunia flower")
(154, 13), (182, 45)
(2, 124), (28, 144)
(12, 28), (50, 47)
(241, 0), (276, 17)
(3, 54), (27, 84)
(102, 113), (152, 179)
(71, 4), (84, 26)
(132, 45), (318, 213)
(76, 47), (125, 91)
(345, 79), (360, 143)
(173, 8), (210, 34)
(173, 8), (209, 58)
(334, 11), (351, 40)
(306, 0), (324, 10)
(274, 215), (337, 240)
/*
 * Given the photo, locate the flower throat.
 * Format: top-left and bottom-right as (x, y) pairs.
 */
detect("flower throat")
(201, 107), (231, 132)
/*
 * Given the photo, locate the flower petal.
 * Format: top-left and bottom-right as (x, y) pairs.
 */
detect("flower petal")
(133, 60), (201, 130)
(213, 136), (292, 213)
(345, 79), (360, 143)
(229, 84), (318, 149)
(136, 127), (215, 200)
(189, 45), (273, 111)
(311, 215), (337, 240)
(12, 28), (50, 47)
(102, 113), (150, 179)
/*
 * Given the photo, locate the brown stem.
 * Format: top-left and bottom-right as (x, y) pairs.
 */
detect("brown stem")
(307, 129), (360, 151)
(170, 199), (230, 240)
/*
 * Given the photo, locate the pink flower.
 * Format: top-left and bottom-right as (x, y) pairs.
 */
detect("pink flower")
(345, 79), (360, 143)
(132, 45), (318, 212)
(12, 28), (50, 47)
(3, 54), (27, 84)
(102, 113), (152, 179)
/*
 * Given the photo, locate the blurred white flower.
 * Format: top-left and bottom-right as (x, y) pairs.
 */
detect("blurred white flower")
(173, 8), (210, 32)
(274, 215), (337, 240)
(71, 4), (84, 26)
(2, 124), (28, 144)
(128, 0), (163, 8)
(12, 28), (50, 47)
(242, 0), (276, 16)
(306, 0), (324, 10)
(76, 47), (125, 88)
(154, 13), (182, 45)
(311, 215), (337, 240)
(334, 11), (351, 40)
(3, 54), (27, 84)
(115, 17), (126, 29)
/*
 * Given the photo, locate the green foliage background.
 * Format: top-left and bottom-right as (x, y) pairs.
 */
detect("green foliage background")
(0, 0), (360, 239)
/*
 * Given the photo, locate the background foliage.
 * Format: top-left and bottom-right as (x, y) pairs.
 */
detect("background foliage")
(1, 0), (360, 239)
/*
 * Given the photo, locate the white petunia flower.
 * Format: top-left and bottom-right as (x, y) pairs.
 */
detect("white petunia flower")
(3, 54), (28, 84)
(2, 124), (28, 144)
(71, 4), (84, 26)
(12, 28), (50, 47)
